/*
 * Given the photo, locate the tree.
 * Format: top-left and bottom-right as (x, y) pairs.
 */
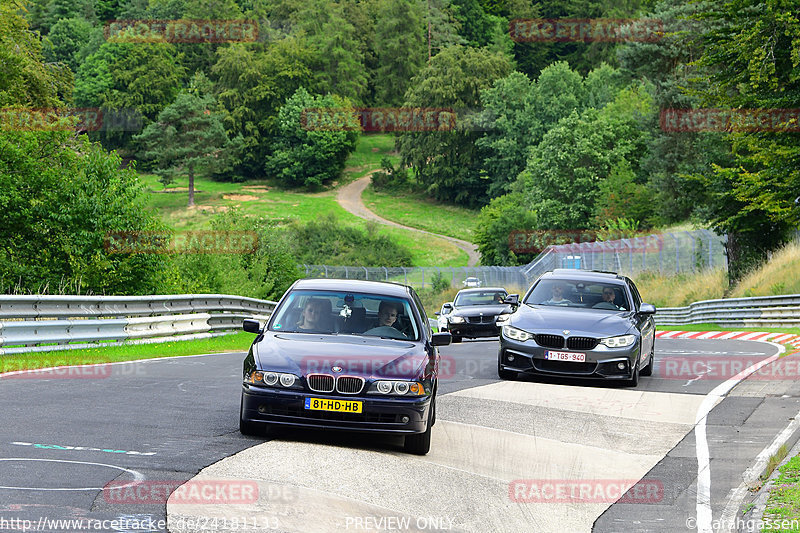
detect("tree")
(518, 84), (653, 230)
(134, 72), (243, 206)
(211, 38), (315, 178)
(618, 0), (732, 226)
(373, 0), (426, 106)
(264, 87), (359, 190)
(43, 17), (102, 73)
(0, 0), (71, 107)
(477, 62), (628, 198)
(397, 45), (513, 206)
(690, 0), (800, 281)
(292, 0), (368, 102)
(473, 192), (539, 265)
(0, 130), (171, 294)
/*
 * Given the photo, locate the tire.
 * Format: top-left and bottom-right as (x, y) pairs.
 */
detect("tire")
(627, 357), (640, 387)
(498, 359), (517, 380)
(239, 395), (264, 436)
(404, 398), (434, 455)
(451, 335), (462, 343)
(640, 345), (654, 377)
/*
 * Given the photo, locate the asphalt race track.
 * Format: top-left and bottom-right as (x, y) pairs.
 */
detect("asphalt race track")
(1, 336), (798, 533)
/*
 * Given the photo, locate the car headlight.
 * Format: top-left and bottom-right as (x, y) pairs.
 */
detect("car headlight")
(600, 335), (636, 348)
(503, 325), (533, 342)
(449, 316), (465, 324)
(369, 380), (426, 396)
(496, 313), (512, 325)
(245, 371), (299, 388)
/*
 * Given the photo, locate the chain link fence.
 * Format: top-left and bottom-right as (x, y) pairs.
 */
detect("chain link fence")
(303, 229), (727, 290)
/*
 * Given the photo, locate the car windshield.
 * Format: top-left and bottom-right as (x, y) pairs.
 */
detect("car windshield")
(523, 280), (630, 311)
(454, 290), (507, 307)
(268, 289), (420, 340)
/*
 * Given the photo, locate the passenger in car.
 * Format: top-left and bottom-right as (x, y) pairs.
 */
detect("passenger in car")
(542, 284), (571, 306)
(297, 298), (332, 331)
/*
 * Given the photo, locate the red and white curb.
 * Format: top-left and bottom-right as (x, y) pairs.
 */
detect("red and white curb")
(656, 330), (800, 347)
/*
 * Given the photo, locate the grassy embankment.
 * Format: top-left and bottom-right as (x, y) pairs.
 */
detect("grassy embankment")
(763, 453), (800, 532)
(140, 134), (468, 267)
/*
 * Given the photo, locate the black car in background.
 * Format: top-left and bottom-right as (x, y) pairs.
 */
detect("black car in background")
(497, 270), (656, 387)
(436, 287), (512, 342)
(240, 279), (451, 455)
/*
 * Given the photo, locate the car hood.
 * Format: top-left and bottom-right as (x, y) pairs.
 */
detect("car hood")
(511, 305), (635, 336)
(254, 333), (428, 379)
(451, 304), (511, 317)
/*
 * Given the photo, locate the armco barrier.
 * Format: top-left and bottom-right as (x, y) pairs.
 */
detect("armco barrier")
(656, 294), (800, 329)
(0, 294), (275, 355)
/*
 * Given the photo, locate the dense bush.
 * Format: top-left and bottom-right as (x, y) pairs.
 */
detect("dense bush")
(0, 131), (172, 294)
(170, 210), (300, 301)
(287, 214), (413, 267)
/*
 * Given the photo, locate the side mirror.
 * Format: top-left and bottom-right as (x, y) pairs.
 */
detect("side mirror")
(243, 319), (262, 334)
(639, 303), (656, 315)
(442, 303), (453, 313)
(430, 332), (452, 346)
(504, 294), (520, 306)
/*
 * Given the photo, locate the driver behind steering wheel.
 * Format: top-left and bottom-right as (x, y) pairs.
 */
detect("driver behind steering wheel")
(374, 300), (407, 336)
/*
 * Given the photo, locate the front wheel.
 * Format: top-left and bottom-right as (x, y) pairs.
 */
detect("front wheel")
(404, 398), (434, 455)
(451, 335), (462, 343)
(239, 395), (267, 436)
(641, 345), (654, 377)
(498, 360), (517, 380)
(627, 358), (640, 387)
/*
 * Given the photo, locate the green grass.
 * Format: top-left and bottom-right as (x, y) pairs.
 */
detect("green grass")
(362, 186), (479, 242)
(0, 333), (254, 373)
(340, 133), (400, 182)
(763, 453), (800, 532)
(138, 133), (469, 267)
(656, 324), (800, 338)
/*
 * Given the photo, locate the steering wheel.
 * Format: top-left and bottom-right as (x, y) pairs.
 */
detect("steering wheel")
(363, 326), (408, 339)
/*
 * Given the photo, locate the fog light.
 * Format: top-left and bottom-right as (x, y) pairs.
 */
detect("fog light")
(617, 362), (626, 370)
(507, 354), (515, 362)
(401, 416), (410, 423)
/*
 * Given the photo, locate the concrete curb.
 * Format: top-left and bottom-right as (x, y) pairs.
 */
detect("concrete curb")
(742, 427), (800, 532)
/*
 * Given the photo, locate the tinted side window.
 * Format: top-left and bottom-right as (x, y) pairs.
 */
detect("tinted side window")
(627, 280), (642, 309)
(410, 289), (429, 337)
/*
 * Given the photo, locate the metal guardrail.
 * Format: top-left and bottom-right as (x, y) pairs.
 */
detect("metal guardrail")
(303, 229), (728, 290)
(656, 294), (800, 329)
(0, 294), (276, 355)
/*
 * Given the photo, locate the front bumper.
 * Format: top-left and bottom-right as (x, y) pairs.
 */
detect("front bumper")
(447, 321), (501, 338)
(498, 338), (640, 380)
(241, 385), (432, 434)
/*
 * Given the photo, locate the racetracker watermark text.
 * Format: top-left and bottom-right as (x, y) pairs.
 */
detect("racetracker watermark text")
(508, 229), (662, 255)
(103, 479), (260, 504)
(661, 108), (800, 132)
(509, 479), (664, 503)
(509, 18), (663, 43)
(0, 108), (142, 132)
(301, 107), (457, 132)
(104, 231), (258, 254)
(104, 19), (258, 43)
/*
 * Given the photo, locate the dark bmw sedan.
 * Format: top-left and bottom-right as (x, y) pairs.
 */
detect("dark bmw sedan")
(438, 287), (512, 342)
(498, 270), (656, 387)
(239, 278), (451, 455)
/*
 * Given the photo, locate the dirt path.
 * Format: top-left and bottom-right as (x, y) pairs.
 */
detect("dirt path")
(337, 172), (480, 267)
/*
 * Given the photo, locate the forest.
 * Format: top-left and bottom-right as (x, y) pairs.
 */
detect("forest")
(1, 0), (798, 296)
